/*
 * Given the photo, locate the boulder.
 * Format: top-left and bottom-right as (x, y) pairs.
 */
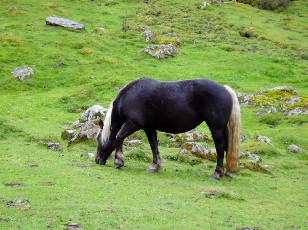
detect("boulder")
(239, 86), (307, 116)
(143, 44), (177, 59)
(46, 16), (85, 30)
(63, 105), (108, 144)
(180, 142), (217, 161)
(11, 66), (34, 81)
(73, 105), (107, 128)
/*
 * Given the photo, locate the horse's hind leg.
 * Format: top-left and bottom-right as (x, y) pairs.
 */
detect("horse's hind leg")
(210, 127), (228, 180)
(114, 121), (140, 168)
(144, 129), (162, 173)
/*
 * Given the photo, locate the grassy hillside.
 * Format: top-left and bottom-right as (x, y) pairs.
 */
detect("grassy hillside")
(0, 0), (307, 229)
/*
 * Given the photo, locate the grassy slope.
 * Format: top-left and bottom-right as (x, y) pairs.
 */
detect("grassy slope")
(0, 0), (307, 229)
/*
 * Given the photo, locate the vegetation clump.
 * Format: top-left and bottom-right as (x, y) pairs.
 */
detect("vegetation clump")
(238, 0), (292, 11)
(246, 142), (281, 156)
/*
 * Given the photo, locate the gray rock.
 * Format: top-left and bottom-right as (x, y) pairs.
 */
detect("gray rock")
(240, 152), (262, 163)
(142, 30), (154, 42)
(288, 144), (304, 153)
(45, 142), (61, 151)
(200, 1), (211, 9)
(256, 106), (277, 115)
(11, 66), (34, 81)
(46, 16), (85, 30)
(281, 97), (308, 115)
(255, 135), (273, 146)
(143, 44), (177, 59)
(61, 129), (75, 140)
(180, 142), (216, 161)
(239, 86), (306, 116)
(63, 105), (108, 144)
(70, 120), (100, 143)
(74, 105), (107, 128)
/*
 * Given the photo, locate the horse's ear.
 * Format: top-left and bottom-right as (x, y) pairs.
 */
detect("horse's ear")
(98, 119), (104, 129)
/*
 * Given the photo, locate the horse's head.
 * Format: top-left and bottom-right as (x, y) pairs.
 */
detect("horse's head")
(95, 126), (115, 165)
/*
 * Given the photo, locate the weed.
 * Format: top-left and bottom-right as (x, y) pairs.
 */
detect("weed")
(259, 114), (281, 127)
(80, 48), (95, 55)
(246, 142), (281, 156)
(0, 119), (22, 139)
(0, 35), (22, 46)
(201, 187), (245, 201)
(125, 147), (152, 162)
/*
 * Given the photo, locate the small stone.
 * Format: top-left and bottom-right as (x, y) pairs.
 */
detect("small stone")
(288, 144), (304, 153)
(240, 152), (262, 163)
(142, 30), (154, 42)
(65, 223), (82, 230)
(45, 142), (61, 151)
(61, 130), (75, 140)
(255, 135), (273, 146)
(11, 67), (34, 81)
(81, 153), (96, 159)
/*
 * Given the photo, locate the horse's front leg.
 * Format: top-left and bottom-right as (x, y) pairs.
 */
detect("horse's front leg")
(145, 129), (162, 173)
(114, 121), (140, 168)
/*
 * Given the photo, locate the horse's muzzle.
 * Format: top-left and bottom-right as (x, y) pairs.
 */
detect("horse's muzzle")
(95, 156), (106, 165)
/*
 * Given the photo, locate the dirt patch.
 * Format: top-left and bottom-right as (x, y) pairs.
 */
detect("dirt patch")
(4, 183), (26, 188)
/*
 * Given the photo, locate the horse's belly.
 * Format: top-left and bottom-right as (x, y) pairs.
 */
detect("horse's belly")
(150, 113), (202, 134)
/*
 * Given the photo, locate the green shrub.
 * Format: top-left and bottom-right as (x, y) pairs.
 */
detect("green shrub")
(238, 0), (292, 11)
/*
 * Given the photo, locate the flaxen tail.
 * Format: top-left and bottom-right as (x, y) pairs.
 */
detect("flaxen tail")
(224, 85), (241, 172)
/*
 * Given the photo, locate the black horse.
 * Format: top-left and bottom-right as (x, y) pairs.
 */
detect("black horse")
(96, 77), (241, 179)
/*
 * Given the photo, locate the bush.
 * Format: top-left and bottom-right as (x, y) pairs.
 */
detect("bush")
(238, 0), (291, 11)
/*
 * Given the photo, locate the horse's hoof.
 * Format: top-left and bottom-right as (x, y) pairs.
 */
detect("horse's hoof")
(225, 171), (234, 178)
(114, 159), (124, 169)
(210, 171), (223, 180)
(147, 164), (160, 173)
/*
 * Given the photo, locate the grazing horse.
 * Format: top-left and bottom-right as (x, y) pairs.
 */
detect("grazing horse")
(96, 77), (241, 179)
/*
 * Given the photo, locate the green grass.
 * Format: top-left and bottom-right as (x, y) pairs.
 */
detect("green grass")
(0, 0), (307, 229)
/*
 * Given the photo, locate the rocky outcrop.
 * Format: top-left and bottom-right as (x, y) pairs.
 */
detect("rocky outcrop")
(180, 142), (217, 161)
(143, 44), (177, 59)
(62, 105), (107, 143)
(239, 86), (307, 116)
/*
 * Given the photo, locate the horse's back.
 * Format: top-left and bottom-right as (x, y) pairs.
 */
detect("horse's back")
(114, 77), (232, 133)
